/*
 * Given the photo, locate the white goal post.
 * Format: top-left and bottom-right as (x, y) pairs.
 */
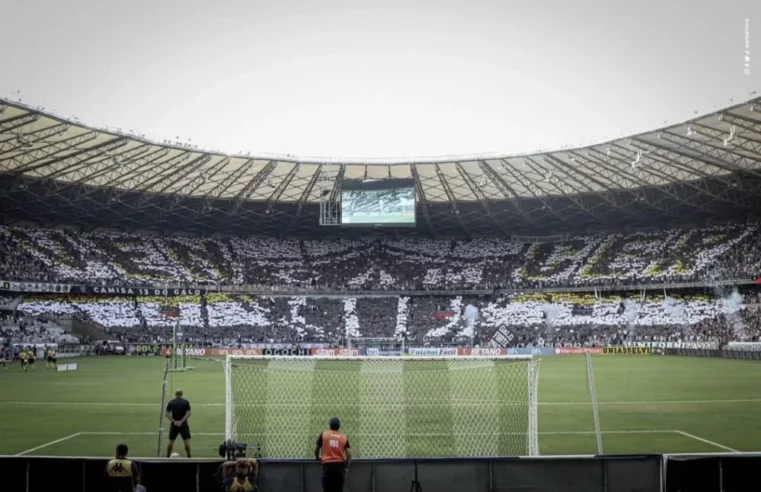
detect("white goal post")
(225, 355), (539, 458)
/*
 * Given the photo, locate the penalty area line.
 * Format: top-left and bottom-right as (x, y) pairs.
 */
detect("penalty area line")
(675, 430), (739, 452)
(16, 432), (82, 456)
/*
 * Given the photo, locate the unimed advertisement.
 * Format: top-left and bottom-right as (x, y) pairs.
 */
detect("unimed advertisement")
(366, 348), (402, 356)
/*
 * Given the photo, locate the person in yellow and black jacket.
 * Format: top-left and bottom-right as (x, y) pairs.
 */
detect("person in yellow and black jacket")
(105, 444), (140, 492)
(19, 349), (28, 372)
(26, 347), (36, 372)
(46, 347), (58, 369)
(223, 457), (259, 491)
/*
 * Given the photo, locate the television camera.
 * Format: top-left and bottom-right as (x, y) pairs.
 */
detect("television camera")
(218, 439), (262, 460)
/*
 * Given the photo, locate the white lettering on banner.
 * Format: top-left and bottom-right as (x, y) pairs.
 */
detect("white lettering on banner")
(469, 348), (504, 356)
(623, 341), (717, 349)
(182, 348), (207, 357)
(313, 349), (359, 356)
(366, 348), (402, 356)
(408, 347), (458, 356)
(213, 348), (261, 356)
(727, 342), (761, 351)
(91, 286), (203, 296)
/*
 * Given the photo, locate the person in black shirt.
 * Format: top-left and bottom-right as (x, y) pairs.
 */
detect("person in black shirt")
(166, 389), (192, 458)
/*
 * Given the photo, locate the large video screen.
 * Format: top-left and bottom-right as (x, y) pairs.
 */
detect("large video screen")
(341, 187), (416, 225)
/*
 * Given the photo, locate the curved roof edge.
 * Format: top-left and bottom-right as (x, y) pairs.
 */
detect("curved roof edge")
(0, 94), (758, 164)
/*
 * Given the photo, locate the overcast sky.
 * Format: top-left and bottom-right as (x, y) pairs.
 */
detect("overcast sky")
(1, 0), (759, 159)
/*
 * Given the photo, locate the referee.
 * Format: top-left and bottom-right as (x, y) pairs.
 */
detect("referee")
(166, 389), (192, 458)
(315, 417), (351, 492)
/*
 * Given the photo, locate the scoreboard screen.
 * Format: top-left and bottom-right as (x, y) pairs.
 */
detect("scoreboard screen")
(341, 180), (415, 225)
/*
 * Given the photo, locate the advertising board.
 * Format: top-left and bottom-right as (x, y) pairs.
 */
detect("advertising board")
(407, 347), (459, 356)
(311, 348), (362, 356)
(555, 347), (603, 355)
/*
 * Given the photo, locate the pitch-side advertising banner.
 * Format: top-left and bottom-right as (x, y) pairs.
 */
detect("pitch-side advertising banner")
(623, 341), (717, 349)
(727, 342), (761, 351)
(602, 346), (652, 355)
(311, 348), (362, 356)
(555, 347), (604, 355)
(458, 348), (507, 356)
(366, 348), (403, 356)
(407, 347), (459, 356)
(507, 347), (556, 356)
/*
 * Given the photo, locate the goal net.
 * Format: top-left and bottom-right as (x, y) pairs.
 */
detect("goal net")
(225, 356), (539, 458)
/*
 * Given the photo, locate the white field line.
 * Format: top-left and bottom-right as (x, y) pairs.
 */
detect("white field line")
(1, 398), (761, 407)
(16, 432), (82, 456)
(675, 430), (739, 452)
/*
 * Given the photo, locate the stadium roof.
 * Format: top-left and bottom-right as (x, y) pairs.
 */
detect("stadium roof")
(1, 95), (761, 237)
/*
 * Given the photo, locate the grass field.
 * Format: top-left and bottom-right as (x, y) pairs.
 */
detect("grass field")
(0, 355), (759, 458)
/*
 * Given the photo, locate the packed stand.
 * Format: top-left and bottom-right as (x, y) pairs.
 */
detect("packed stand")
(13, 288), (760, 347)
(0, 314), (79, 345)
(1, 223), (760, 291)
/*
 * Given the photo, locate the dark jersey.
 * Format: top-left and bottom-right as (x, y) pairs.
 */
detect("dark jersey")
(166, 397), (191, 421)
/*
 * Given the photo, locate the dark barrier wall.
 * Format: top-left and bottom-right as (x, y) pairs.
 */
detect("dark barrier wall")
(666, 454), (761, 492)
(0, 455), (663, 492)
(666, 348), (761, 360)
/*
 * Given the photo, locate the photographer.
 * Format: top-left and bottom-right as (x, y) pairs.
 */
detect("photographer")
(222, 457), (259, 492)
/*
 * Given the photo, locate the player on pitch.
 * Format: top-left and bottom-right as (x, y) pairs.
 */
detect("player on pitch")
(26, 347), (36, 372)
(315, 417), (352, 492)
(19, 348), (28, 372)
(166, 389), (192, 458)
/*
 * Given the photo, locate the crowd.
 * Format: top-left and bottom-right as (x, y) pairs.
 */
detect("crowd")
(9, 290), (760, 346)
(1, 223), (759, 291)
(0, 314), (79, 345)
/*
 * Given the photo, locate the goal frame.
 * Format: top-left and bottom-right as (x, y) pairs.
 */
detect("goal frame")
(224, 354), (539, 456)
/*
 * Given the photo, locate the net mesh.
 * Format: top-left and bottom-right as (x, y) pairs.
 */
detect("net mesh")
(227, 357), (538, 458)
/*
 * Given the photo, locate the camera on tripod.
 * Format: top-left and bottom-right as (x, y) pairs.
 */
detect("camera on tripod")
(218, 439), (248, 460)
(218, 439), (262, 460)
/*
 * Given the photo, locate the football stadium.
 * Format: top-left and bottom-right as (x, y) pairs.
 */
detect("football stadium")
(1, 92), (761, 491)
(2, 2), (761, 490)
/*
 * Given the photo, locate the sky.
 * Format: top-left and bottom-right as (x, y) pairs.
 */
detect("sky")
(1, 0), (759, 159)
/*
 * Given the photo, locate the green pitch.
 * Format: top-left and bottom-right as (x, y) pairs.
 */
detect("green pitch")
(0, 356), (759, 458)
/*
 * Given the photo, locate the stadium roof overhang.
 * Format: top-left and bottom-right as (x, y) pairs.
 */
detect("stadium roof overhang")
(1, 96), (761, 237)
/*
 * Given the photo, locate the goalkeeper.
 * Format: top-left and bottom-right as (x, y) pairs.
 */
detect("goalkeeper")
(315, 417), (351, 492)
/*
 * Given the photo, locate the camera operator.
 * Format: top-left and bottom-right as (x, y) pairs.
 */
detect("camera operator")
(222, 457), (259, 492)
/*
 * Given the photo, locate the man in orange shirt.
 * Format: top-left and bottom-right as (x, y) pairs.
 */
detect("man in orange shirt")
(315, 417), (352, 492)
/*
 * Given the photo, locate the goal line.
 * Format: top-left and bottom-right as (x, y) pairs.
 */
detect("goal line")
(12, 429), (739, 456)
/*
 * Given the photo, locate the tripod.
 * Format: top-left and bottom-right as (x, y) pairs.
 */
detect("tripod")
(409, 460), (424, 492)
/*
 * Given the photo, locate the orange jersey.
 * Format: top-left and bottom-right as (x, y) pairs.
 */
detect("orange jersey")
(320, 430), (349, 464)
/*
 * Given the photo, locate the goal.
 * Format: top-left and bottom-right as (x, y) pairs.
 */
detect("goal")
(225, 355), (539, 458)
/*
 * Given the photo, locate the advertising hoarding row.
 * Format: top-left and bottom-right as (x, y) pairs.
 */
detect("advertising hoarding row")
(146, 345), (668, 357)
